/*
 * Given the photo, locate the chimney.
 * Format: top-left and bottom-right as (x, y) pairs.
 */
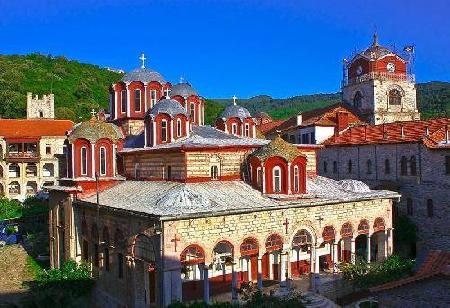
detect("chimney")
(297, 114), (303, 126)
(335, 112), (349, 135)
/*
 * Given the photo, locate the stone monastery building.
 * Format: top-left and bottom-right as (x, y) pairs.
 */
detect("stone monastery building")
(48, 54), (401, 307)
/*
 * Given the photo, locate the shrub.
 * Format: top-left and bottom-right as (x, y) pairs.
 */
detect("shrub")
(0, 197), (22, 220)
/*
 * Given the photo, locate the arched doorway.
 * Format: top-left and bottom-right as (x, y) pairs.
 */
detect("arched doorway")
(339, 222), (354, 263)
(132, 234), (157, 307)
(262, 234), (283, 280)
(181, 244), (205, 302)
(240, 237), (259, 282)
(320, 226), (336, 271)
(356, 220), (370, 262)
(291, 229), (313, 277)
(210, 241), (234, 295)
(372, 218), (387, 262)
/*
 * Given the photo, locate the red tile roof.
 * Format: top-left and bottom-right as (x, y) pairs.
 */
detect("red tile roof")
(324, 118), (450, 149)
(258, 119), (285, 134)
(0, 119), (74, 139)
(370, 250), (450, 293)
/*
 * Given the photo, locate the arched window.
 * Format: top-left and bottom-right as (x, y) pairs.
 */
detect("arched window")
(410, 156), (417, 176)
(81, 147), (88, 175)
(333, 161), (338, 174)
(400, 156), (408, 176)
(190, 102), (195, 119)
(244, 123), (250, 137)
(232, 123), (237, 135)
(340, 222), (353, 238)
(388, 89), (402, 105)
(323, 161), (328, 173)
(134, 89), (141, 112)
(26, 163), (37, 177)
(292, 229), (313, 247)
(367, 159), (372, 174)
(176, 118), (182, 137)
(373, 218), (385, 232)
(240, 238), (259, 256)
(133, 234), (156, 263)
(210, 165), (219, 180)
(358, 219), (370, 234)
(347, 160), (352, 174)
(150, 89), (157, 108)
(161, 120), (168, 142)
(181, 245), (205, 265)
(265, 234), (283, 252)
(273, 166), (282, 192)
(353, 91), (362, 109)
(384, 159), (391, 174)
(121, 90), (127, 113)
(322, 226), (335, 242)
(427, 199), (433, 218)
(293, 166), (299, 192)
(407, 198), (413, 216)
(256, 167), (262, 188)
(99, 147), (107, 176)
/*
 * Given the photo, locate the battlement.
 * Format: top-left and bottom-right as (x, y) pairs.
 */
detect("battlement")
(26, 92), (55, 119)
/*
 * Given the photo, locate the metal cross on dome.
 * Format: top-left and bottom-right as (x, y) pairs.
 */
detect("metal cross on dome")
(232, 94), (237, 105)
(139, 53), (147, 69)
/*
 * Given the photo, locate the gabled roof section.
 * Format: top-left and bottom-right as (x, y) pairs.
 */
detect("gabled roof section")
(0, 119), (73, 138)
(324, 118), (450, 148)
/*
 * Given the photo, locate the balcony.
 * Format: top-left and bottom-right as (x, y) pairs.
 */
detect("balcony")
(343, 72), (415, 87)
(5, 142), (39, 162)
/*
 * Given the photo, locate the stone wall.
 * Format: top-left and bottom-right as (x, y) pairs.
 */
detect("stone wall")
(123, 151), (185, 180)
(26, 92), (54, 119)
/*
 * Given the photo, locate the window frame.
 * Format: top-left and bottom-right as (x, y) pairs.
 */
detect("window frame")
(244, 123), (250, 137)
(134, 89), (141, 112)
(161, 120), (168, 142)
(273, 166), (282, 193)
(121, 90), (127, 114)
(232, 123), (238, 135)
(293, 165), (299, 192)
(150, 90), (157, 108)
(176, 118), (182, 137)
(81, 146), (88, 176)
(99, 146), (107, 176)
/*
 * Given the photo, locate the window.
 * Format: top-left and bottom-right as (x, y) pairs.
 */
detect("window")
(427, 199), (433, 218)
(121, 90), (127, 113)
(400, 156), (408, 176)
(81, 147), (87, 176)
(166, 166), (172, 180)
(211, 165), (219, 180)
(99, 147), (107, 176)
(161, 120), (167, 142)
(302, 134), (308, 144)
(190, 103), (195, 119)
(310, 132), (316, 144)
(410, 156), (417, 176)
(273, 166), (281, 192)
(446, 156), (450, 175)
(232, 123), (237, 135)
(245, 124), (250, 137)
(164, 88), (170, 97)
(323, 161), (328, 173)
(293, 166), (299, 192)
(388, 89), (402, 105)
(39, 110), (44, 118)
(333, 161), (338, 174)
(176, 119), (182, 137)
(134, 89), (141, 112)
(385, 159), (391, 174)
(347, 160), (352, 174)
(256, 167), (262, 188)
(367, 159), (372, 174)
(46, 145), (51, 154)
(353, 91), (362, 109)
(118, 253), (124, 279)
(150, 90), (157, 108)
(407, 198), (413, 216)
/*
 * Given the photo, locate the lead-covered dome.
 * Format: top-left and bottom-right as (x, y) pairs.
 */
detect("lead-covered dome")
(221, 104), (252, 121)
(122, 67), (166, 84)
(170, 82), (198, 97)
(146, 98), (188, 118)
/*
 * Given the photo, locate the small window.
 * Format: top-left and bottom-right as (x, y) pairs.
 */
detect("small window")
(134, 89), (141, 112)
(407, 198), (413, 216)
(310, 132), (316, 144)
(232, 123), (238, 135)
(99, 147), (107, 176)
(256, 167), (263, 188)
(245, 124), (250, 137)
(176, 119), (182, 137)
(121, 90), (127, 113)
(293, 166), (299, 192)
(367, 159), (372, 174)
(400, 156), (408, 176)
(164, 88), (170, 97)
(388, 89), (402, 105)
(446, 156), (450, 175)
(323, 161), (328, 173)
(161, 120), (167, 142)
(385, 159), (391, 174)
(410, 156), (417, 176)
(347, 160), (352, 174)
(190, 103), (195, 119)
(166, 166), (172, 180)
(427, 199), (433, 218)
(39, 111), (44, 118)
(46, 145), (51, 154)
(333, 161), (337, 174)
(118, 253), (124, 279)
(81, 147), (88, 176)
(211, 165), (219, 180)
(150, 90), (157, 108)
(273, 166), (282, 193)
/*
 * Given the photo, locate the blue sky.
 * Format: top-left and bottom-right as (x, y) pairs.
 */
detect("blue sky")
(1, 0), (449, 98)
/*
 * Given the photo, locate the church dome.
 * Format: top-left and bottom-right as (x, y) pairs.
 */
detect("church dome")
(122, 67), (166, 84)
(146, 98), (188, 118)
(359, 33), (403, 60)
(170, 82), (198, 97)
(68, 118), (124, 143)
(251, 135), (303, 162)
(221, 104), (252, 120)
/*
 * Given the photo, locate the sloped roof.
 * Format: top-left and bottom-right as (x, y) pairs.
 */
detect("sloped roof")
(170, 82), (198, 97)
(251, 135), (304, 162)
(258, 120), (285, 134)
(324, 118), (450, 148)
(0, 119), (73, 138)
(220, 104), (252, 120)
(370, 250), (450, 293)
(68, 118), (124, 143)
(122, 67), (166, 84)
(145, 98), (188, 118)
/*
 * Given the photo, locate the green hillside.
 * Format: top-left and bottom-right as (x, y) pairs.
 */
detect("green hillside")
(0, 53), (122, 122)
(0, 54), (448, 124)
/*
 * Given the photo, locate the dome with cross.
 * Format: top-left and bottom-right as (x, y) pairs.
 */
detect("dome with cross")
(122, 53), (166, 84)
(220, 96), (252, 121)
(170, 82), (198, 98)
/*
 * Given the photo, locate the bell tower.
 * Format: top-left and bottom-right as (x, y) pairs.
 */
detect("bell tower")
(342, 34), (420, 124)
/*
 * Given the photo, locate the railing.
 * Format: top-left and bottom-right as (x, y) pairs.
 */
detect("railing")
(6, 152), (39, 160)
(343, 72), (415, 86)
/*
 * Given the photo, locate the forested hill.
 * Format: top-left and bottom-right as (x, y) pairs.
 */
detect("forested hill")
(0, 54), (449, 124)
(0, 54), (122, 121)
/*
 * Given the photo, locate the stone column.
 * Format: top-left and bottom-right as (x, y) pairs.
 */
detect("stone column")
(280, 252), (287, 287)
(384, 230), (388, 260)
(231, 261), (238, 302)
(152, 121), (157, 147)
(171, 119), (175, 142)
(314, 245), (320, 274)
(252, 124), (256, 138)
(309, 245), (314, 273)
(247, 258), (252, 281)
(309, 245), (315, 291)
(203, 264), (210, 304)
(269, 253), (274, 280)
(366, 235), (371, 263)
(350, 238), (356, 264)
(332, 241), (339, 274)
(257, 256), (263, 289)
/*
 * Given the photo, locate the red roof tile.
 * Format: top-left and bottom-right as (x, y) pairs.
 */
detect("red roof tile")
(325, 118), (450, 149)
(370, 250), (450, 293)
(0, 119), (74, 139)
(258, 120), (285, 134)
